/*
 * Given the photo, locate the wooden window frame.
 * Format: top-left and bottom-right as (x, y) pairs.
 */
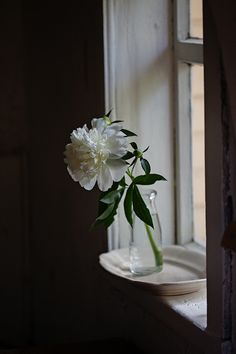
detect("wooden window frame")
(174, 0), (204, 245)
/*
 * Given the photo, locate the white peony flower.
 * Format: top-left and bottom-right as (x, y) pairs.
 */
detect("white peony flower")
(64, 118), (128, 191)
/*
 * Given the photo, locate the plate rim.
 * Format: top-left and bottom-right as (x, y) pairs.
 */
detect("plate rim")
(99, 245), (206, 294)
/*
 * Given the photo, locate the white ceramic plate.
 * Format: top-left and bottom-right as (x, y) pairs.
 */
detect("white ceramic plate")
(99, 245), (206, 296)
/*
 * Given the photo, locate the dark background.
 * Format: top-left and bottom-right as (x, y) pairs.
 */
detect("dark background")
(0, 0), (115, 347)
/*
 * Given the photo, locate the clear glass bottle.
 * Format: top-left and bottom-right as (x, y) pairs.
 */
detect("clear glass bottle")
(129, 189), (163, 275)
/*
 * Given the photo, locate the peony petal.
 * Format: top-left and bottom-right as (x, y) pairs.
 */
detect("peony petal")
(106, 159), (128, 182)
(91, 118), (106, 133)
(81, 176), (97, 190)
(67, 166), (79, 182)
(106, 123), (123, 134)
(64, 145), (80, 172)
(97, 164), (113, 191)
(107, 136), (128, 157)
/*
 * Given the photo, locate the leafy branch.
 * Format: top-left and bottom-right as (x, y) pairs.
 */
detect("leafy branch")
(94, 127), (166, 229)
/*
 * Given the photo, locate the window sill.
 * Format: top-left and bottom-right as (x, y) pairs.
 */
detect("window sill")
(101, 270), (220, 353)
(99, 246), (220, 354)
(184, 241), (206, 254)
(101, 265), (206, 327)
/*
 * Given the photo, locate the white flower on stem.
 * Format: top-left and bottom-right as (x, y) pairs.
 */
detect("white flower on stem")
(64, 118), (128, 191)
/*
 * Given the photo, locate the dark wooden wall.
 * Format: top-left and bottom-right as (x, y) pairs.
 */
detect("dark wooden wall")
(0, 0), (110, 347)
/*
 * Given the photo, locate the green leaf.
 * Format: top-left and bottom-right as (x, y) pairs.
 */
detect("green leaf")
(121, 129), (137, 137)
(111, 120), (124, 124)
(94, 183), (119, 222)
(130, 142), (138, 150)
(105, 109), (113, 117)
(93, 187), (125, 229)
(133, 173), (166, 185)
(103, 215), (115, 228)
(96, 203), (115, 221)
(93, 204), (115, 229)
(100, 188), (124, 204)
(122, 151), (134, 160)
(119, 176), (127, 187)
(140, 158), (151, 175)
(108, 181), (119, 191)
(101, 203), (118, 228)
(104, 188), (125, 227)
(133, 185), (153, 228)
(143, 146), (149, 153)
(124, 185), (134, 227)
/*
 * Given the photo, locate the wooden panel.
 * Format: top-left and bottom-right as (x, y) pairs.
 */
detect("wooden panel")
(22, 1), (107, 344)
(0, 1), (29, 346)
(0, 156), (28, 345)
(204, 0), (224, 338)
(0, 1), (27, 154)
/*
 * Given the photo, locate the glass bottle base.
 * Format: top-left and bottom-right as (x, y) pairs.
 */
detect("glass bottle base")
(129, 244), (163, 276)
(130, 264), (163, 276)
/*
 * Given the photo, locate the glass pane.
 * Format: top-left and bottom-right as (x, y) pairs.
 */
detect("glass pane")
(191, 64), (206, 246)
(190, 0), (203, 39)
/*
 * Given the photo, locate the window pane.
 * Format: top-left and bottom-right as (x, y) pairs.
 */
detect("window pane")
(190, 0), (203, 39)
(191, 64), (206, 245)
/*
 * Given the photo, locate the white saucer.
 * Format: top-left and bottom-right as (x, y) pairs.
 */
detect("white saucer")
(99, 245), (206, 296)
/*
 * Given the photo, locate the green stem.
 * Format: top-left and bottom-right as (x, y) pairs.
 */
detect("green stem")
(126, 157), (138, 181)
(126, 156), (162, 268)
(126, 169), (133, 180)
(144, 223), (163, 267)
(130, 157), (138, 176)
